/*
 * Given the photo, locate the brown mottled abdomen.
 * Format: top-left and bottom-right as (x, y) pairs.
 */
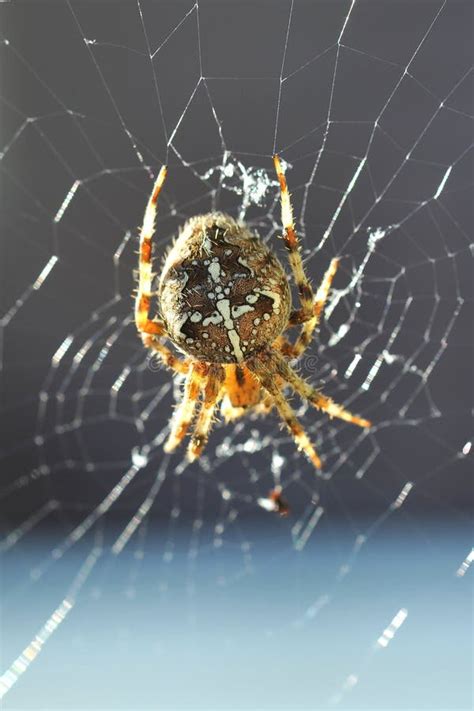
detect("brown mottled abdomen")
(159, 213), (291, 363)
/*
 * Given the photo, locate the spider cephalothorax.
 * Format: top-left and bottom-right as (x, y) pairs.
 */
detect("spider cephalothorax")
(135, 156), (370, 468)
(159, 213), (291, 363)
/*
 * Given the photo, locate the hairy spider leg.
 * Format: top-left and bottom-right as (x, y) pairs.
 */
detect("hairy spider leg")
(188, 364), (225, 461)
(273, 155), (316, 321)
(278, 257), (339, 359)
(270, 350), (371, 428)
(142, 334), (189, 374)
(248, 354), (322, 469)
(163, 364), (206, 453)
(135, 166), (189, 375)
(135, 165), (167, 336)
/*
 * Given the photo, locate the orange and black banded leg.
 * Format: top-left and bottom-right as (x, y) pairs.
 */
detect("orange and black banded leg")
(135, 165), (167, 337)
(274, 154), (315, 325)
(278, 258), (339, 359)
(248, 354), (322, 469)
(188, 364), (225, 461)
(270, 351), (371, 429)
(135, 167), (188, 374)
(142, 335), (189, 375)
(164, 364), (205, 453)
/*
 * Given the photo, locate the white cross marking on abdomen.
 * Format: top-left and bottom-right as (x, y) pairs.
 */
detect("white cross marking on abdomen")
(216, 298), (244, 361)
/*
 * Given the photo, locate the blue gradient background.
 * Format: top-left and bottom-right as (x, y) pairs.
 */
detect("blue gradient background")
(3, 518), (472, 709)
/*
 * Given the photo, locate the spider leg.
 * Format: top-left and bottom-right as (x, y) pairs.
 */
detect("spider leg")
(163, 363), (206, 453)
(135, 165), (167, 337)
(135, 167), (189, 374)
(188, 364), (225, 461)
(142, 335), (189, 375)
(269, 350), (371, 428)
(248, 354), (322, 469)
(274, 154), (315, 324)
(278, 257), (339, 359)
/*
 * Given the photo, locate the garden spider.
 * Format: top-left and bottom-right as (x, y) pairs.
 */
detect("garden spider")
(135, 155), (370, 469)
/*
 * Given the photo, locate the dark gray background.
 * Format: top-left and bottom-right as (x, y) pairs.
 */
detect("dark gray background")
(1, 0), (472, 519)
(1, 3), (473, 710)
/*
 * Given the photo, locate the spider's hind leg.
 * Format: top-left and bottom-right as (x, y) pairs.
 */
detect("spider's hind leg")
(248, 353), (322, 469)
(270, 351), (371, 429)
(164, 364), (206, 453)
(188, 365), (225, 461)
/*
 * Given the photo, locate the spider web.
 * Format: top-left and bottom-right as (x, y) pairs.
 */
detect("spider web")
(1, 1), (472, 708)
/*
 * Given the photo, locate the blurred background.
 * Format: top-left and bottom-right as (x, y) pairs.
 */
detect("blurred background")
(1, 1), (472, 708)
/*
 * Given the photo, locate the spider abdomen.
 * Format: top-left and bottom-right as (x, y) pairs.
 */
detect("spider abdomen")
(159, 213), (291, 363)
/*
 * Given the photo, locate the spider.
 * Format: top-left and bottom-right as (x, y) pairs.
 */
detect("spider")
(135, 155), (370, 469)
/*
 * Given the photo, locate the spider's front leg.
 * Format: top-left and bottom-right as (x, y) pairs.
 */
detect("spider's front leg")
(274, 156), (339, 360)
(273, 155), (315, 324)
(135, 165), (189, 375)
(135, 165), (167, 337)
(278, 257), (339, 360)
